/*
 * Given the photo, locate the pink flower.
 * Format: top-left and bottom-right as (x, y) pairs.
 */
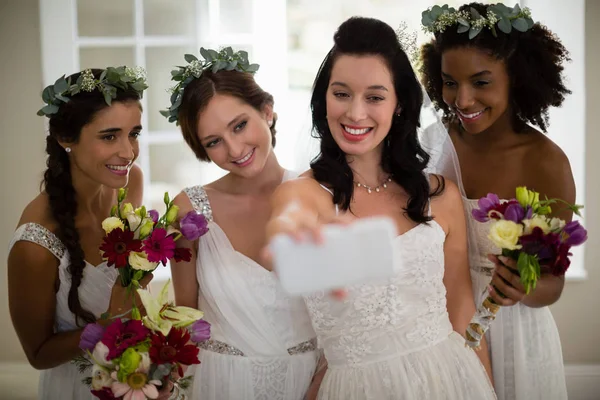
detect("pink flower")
(142, 228), (176, 265)
(101, 319), (150, 360)
(111, 371), (162, 400)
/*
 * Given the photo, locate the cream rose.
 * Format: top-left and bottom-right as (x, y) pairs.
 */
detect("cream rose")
(488, 220), (523, 250)
(128, 251), (158, 271)
(522, 215), (551, 235)
(91, 364), (114, 390)
(101, 217), (124, 234)
(549, 217), (566, 232)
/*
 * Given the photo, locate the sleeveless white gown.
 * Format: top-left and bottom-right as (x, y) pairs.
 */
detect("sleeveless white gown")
(303, 194), (496, 399)
(182, 171), (319, 400)
(9, 223), (118, 400)
(464, 198), (568, 400)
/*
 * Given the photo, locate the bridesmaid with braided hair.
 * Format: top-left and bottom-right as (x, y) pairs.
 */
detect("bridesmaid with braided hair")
(7, 67), (166, 399)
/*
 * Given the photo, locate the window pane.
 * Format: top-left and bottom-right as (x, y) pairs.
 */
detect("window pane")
(79, 47), (135, 70)
(77, 0), (134, 37)
(220, 0), (253, 35)
(144, 0), (196, 36)
(147, 141), (226, 212)
(145, 46), (195, 133)
(286, 0), (499, 90)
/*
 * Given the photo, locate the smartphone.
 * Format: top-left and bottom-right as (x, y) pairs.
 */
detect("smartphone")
(270, 216), (398, 296)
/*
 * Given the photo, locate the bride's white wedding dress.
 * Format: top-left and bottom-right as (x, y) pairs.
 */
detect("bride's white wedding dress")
(464, 198), (568, 400)
(9, 223), (118, 400)
(182, 171), (319, 400)
(304, 196), (496, 399)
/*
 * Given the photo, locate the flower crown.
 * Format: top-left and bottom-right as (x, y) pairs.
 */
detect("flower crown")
(161, 46), (260, 125)
(37, 66), (148, 117)
(421, 3), (534, 39)
(395, 21), (419, 63)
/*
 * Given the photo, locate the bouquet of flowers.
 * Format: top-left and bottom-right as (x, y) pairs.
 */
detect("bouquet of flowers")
(465, 186), (587, 348)
(99, 188), (208, 318)
(76, 280), (212, 399)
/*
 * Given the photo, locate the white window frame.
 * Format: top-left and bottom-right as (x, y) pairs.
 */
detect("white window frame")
(39, 0), (586, 280)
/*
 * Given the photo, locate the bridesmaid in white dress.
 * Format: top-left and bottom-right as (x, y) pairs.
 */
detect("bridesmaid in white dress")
(265, 17), (496, 400)
(7, 68), (158, 399)
(166, 49), (319, 400)
(420, 2), (574, 399)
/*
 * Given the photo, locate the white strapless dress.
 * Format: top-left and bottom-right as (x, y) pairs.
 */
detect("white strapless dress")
(304, 220), (497, 399)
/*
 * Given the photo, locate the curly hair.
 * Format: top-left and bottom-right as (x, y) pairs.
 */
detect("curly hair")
(178, 70), (277, 162)
(419, 2), (571, 132)
(310, 16), (444, 224)
(44, 69), (141, 326)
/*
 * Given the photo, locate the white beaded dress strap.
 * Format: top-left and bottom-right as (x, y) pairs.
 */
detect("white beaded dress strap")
(183, 186), (213, 222)
(9, 223), (66, 260)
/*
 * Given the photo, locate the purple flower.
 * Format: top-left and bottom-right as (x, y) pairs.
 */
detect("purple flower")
(504, 202), (525, 223)
(472, 193), (500, 222)
(189, 319), (211, 343)
(79, 323), (106, 351)
(180, 211), (209, 241)
(561, 221), (587, 246)
(148, 209), (159, 223)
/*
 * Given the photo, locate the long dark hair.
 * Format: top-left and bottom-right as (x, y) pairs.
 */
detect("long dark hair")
(310, 16), (443, 223)
(420, 2), (571, 133)
(43, 69), (141, 325)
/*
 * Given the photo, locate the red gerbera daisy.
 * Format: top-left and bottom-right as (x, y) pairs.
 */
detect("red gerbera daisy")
(142, 228), (176, 265)
(91, 388), (116, 400)
(173, 247), (192, 263)
(99, 228), (142, 268)
(101, 319), (150, 360)
(149, 328), (200, 376)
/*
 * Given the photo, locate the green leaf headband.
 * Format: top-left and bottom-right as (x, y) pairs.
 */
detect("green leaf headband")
(161, 46), (260, 125)
(37, 66), (148, 117)
(421, 3), (534, 39)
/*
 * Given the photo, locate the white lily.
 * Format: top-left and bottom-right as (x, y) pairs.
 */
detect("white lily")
(137, 279), (204, 336)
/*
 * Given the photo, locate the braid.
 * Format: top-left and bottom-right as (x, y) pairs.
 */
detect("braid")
(43, 136), (95, 325)
(41, 68), (142, 325)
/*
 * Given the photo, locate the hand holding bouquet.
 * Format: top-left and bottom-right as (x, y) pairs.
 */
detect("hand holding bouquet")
(99, 188), (208, 318)
(76, 280), (211, 399)
(465, 187), (587, 348)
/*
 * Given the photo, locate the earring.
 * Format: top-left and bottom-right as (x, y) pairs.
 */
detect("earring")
(267, 120), (273, 127)
(65, 147), (71, 153)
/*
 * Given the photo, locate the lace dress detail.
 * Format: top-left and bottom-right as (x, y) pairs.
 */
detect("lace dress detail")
(304, 221), (496, 399)
(9, 223), (118, 400)
(182, 181), (318, 400)
(464, 199), (567, 400)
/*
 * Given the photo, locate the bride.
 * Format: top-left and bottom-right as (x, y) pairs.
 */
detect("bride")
(265, 17), (497, 399)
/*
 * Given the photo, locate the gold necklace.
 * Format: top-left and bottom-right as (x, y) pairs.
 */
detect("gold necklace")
(354, 177), (392, 194)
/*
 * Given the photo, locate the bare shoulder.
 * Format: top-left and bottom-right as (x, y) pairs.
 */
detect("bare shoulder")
(18, 192), (56, 231)
(173, 189), (196, 219)
(429, 174), (464, 233)
(524, 132), (575, 204)
(430, 174), (461, 206)
(275, 175), (327, 198)
(10, 193), (61, 272)
(272, 175), (333, 213)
